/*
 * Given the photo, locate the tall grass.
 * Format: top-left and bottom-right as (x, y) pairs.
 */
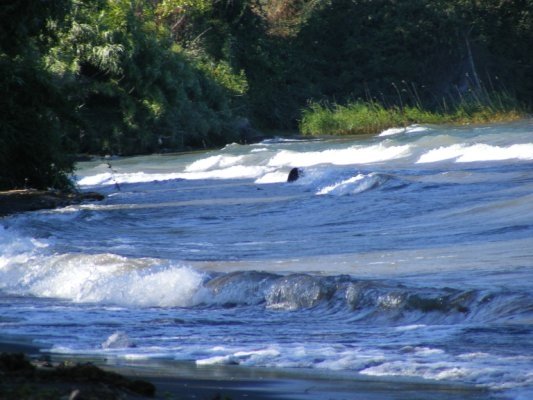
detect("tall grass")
(300, 90), (527, 136)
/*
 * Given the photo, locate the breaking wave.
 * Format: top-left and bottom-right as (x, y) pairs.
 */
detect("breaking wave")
(267, 144), (411, 168)
(1, 228), (529, 327)
(417, 143), (533, 164)
(0, 226), (204, 307)
(198, 271), (532, 326)
(75, 122), (533, 190)
(378, 125), (430, 137)
(76, 143), (412, 188)
(315, 172), (388, 195)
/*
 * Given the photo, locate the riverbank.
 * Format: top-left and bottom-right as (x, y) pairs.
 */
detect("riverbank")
(299, 101), (528, 136)
(0, 189), (104, 217)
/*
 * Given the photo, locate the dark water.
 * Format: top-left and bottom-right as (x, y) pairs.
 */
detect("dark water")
(1, 121), (532, 399)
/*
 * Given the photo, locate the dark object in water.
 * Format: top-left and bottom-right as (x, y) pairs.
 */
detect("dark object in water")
(287, 167), (301, 182)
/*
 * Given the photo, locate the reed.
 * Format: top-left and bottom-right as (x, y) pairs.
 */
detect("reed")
(299, 87), (526, 136)
(300, 101), (440, 136)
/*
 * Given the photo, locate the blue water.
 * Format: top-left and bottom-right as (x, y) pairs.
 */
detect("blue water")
(1, 121), (532, 399)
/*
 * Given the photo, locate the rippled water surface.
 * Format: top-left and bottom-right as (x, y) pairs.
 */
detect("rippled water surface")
(1, 121), (533, 399)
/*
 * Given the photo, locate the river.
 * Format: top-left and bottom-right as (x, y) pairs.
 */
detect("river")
(1, 121), (532, 399)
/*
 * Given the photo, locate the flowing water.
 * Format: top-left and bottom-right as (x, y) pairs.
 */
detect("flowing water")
(1, 121), (533, 399)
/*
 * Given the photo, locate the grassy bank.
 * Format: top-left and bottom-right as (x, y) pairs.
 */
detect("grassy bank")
(299, 97), (527, 136)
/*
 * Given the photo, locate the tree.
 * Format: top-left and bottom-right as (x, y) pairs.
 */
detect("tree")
(0, 0), (75, 190)
(51, 0), (240, 155)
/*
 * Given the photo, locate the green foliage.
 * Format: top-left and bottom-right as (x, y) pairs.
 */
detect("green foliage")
(300, 95), (525, 137)
(51, 0), (239, 155)
(300, 101), (407, 136)
(198, 60), (249, 96)
(157, 0), (213, 17)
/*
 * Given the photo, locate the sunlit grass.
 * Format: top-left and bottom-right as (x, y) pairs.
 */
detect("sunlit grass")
(299, 91), (527, 136)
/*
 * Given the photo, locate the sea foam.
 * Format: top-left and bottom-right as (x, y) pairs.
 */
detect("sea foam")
(76, 141), (412, 188)
(77, 171), (184, 186)
(417, 143), (533, 164)
(267, 144), (411, 168)
(77, 166), (270, 187)
(185, 154), (245, 172)
(378, 125), (429, 137)
(0, 245), (205, 307)
(316, 173), (385, 195)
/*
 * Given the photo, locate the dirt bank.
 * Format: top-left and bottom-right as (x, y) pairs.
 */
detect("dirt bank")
(0, 189), (104, 217)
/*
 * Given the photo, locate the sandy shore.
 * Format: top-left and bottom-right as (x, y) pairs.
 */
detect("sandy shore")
(0, 336), (501, 400)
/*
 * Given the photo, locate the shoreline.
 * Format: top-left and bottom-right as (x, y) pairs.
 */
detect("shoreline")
(0, 189), (104, 217)
(0, 337), (501, 400)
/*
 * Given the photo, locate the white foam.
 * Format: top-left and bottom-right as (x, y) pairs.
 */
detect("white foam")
(417, 143), (533, 164)
(185, 155), (245, 172)
(394, 324), (427, 332)
(406, 125), (430, 134)
(78, 166), (271, 187)
(317, 174), (365, 195)
(457, 352), (490, 360)
(0, 250), (205, 307)
(102, 331), (135, 349)
(303, 346), (385, 371)
(182, 165), (268, 180)
(254, 171), (289, 184)
(379, 125), (429, 137)
(0, 226), (48, 269)
(77, 171), (183, 186)
(411, 347), (445, 357)
(316, 173), (384, 196)
(457, 143), (533, 162)
(268, 144), (411, 168)
(77, 141), (412, 188)
(360, 360), (471, 381)
(196, 355), (237, 366)
(379, 127), (406, 137)
(360, 350), (533, 391)
(196, 348), (281, 366)
(416, 144), (464, 163)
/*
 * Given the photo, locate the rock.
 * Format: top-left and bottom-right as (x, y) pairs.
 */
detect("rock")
(0, 353), (156, 399)
(0, 353), (35, 376)
(128, 379), (156, 397)
(287, 167), (301, 182)
(53, 363), (156, 397)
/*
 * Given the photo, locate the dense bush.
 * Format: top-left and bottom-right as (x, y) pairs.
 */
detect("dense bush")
(51, 0), (241, 155)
